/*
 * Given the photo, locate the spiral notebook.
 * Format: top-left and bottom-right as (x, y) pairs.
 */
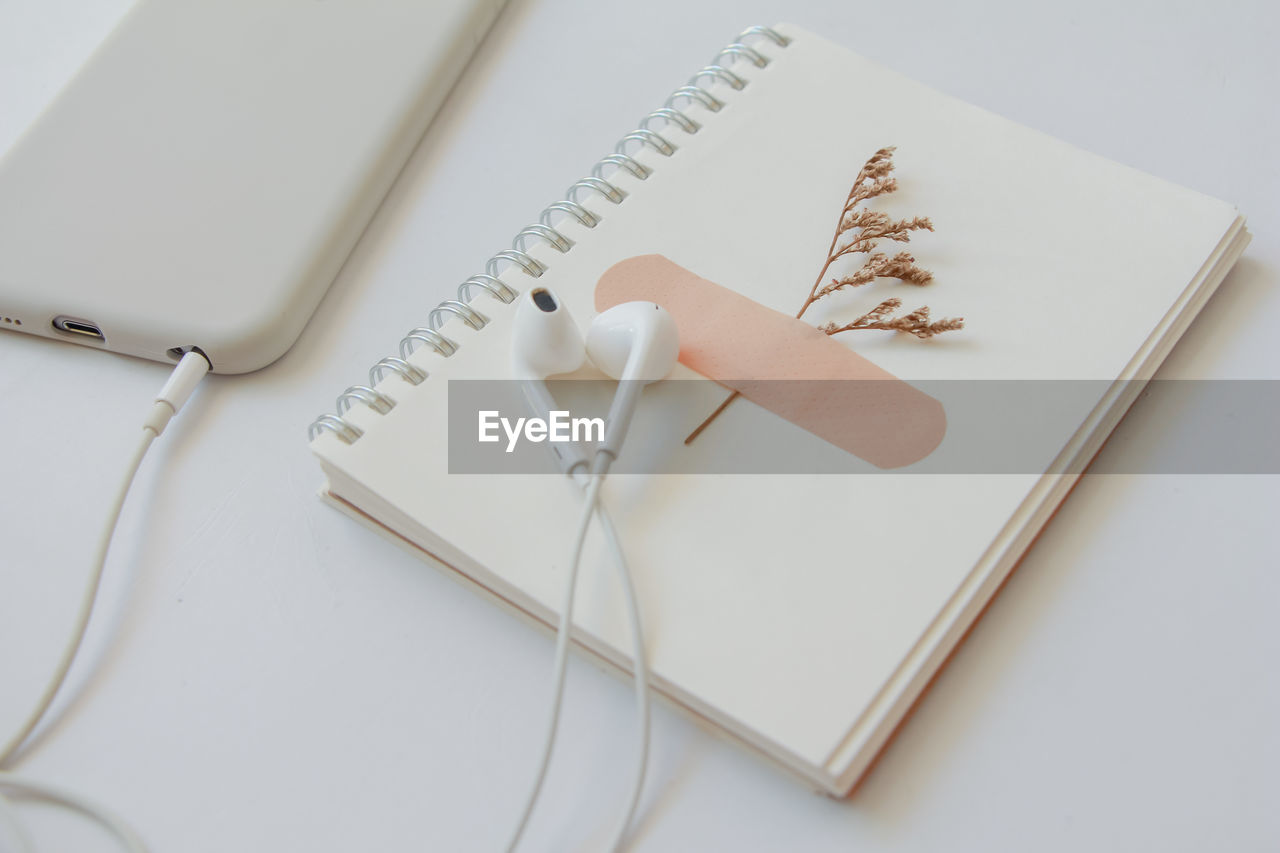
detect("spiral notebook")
(307, 23), (1248, 794)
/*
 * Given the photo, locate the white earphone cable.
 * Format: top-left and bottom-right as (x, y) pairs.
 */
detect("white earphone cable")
(595, 499), (650, 853)
(0, 773), (147, 853)
(504, 467), (652, 852)
(504, 474), (601, 852)
(0, 350), (210, 852)
(0, 787), (35, 853)
(0, 428), (154, 768)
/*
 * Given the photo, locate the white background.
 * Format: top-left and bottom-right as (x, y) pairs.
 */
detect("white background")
(1, 1), (1276, 850)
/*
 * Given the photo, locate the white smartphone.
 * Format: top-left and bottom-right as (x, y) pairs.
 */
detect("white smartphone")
(0, 0), (505, 373)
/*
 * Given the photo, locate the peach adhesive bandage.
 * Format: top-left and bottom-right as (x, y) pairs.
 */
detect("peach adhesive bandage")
(595, 254), (945, 468)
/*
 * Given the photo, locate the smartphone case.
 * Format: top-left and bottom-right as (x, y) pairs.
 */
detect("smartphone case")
(0, 0), (505, 373)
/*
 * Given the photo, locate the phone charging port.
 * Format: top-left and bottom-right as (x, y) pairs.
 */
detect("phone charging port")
(52, 316), (104, 340)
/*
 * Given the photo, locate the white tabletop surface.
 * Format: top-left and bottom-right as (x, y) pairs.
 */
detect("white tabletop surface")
(1, 1), (1276, 850)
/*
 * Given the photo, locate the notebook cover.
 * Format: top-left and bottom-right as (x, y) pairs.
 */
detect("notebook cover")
(309, 23), (1246, 792)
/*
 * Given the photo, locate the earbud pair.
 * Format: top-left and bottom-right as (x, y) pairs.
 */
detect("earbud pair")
(512, 286), (679, 475)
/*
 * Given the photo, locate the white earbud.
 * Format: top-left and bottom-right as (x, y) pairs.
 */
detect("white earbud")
(512, 287), (587, 380)
(585, 302), (679, 468)
(512, 287), (590, 476)
(510, 288), (679, 473)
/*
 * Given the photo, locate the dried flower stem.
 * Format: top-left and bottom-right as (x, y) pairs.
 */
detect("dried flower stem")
(819, 298), (965, 338)
(685, 147), (961, 445)
(683, 390), (739, 445)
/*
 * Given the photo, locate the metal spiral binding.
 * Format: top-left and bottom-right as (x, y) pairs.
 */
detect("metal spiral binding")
(308, 414), (362, 443)
(336, 385), (395, 415)
(640, 108), (700, 136)
(690, 65), (746, 91)
(487, 249), (545, 278)
(429, 300), (489, 332)
(567, 176), (628, 205)
(308, 25), (790, 444)
(513, 223), (574, 254)
(737, 25), (791, 47)
(458, 274), (518, 304)
(593, 154), (651, 181)
(369, 357), (427, 385)
(540, 200), (599, 229)
(617, 129), (676, 157)
(666, 86), (724, 113)
(400, 327), (458, 359)
(715, 44), (770, 68)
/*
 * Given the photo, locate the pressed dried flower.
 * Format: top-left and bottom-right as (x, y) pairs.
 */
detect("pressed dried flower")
(685, 147), (963, 444)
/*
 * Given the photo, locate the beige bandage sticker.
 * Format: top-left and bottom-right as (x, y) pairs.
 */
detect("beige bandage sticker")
(595, 254), (946, 469)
